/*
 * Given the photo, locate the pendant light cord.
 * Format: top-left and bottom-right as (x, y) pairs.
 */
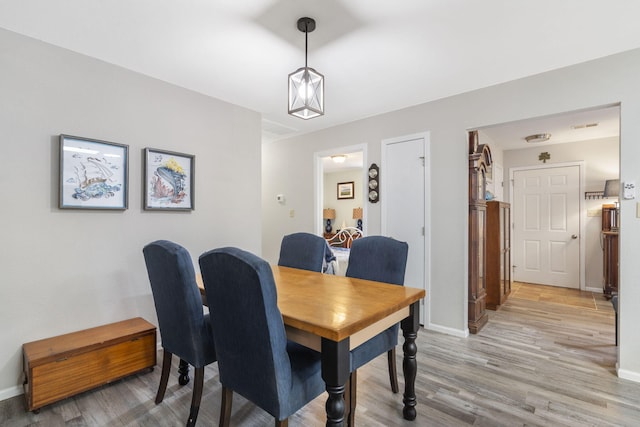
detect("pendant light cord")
(304, 23), (308, 68)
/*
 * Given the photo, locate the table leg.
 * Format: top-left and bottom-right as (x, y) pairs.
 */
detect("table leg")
(321, 338), (350, 427)
(401, 302), (420, 420)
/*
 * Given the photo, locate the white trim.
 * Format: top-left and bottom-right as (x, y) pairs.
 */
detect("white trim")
(617, 366), (640, 384)
(381, 132), (431, 328)
(427, 323), (469, 338)
(508, 161), (586, 290)
(0, 385), (23, 402)
(314, 143), (368, 236)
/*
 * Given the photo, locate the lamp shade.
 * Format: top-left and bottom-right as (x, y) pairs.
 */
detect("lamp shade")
(288, 67), (324, 119)
(323, 208), (336, 219)
(603, 179), (620, 198)
(352, 207), (362, 220)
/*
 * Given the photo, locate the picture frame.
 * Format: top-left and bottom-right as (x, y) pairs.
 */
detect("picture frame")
(337, 181), (355, 200)
(144, 148), (195, 210)
(485, 161), (493, 183)
(59, 134), (128, 210)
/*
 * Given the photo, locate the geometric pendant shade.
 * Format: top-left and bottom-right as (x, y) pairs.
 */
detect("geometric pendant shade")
(288, 66), (324, 119)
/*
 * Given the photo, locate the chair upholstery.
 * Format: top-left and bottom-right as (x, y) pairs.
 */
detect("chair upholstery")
(278, 232), (328, 272)
(143, 240), (216, 427)
(199, 247), (326, 426)
(344, 236), (408, 424)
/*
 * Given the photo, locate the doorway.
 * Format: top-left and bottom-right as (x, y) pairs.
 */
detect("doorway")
(478, 104), (620, 292)
(314, 144), (367, 236)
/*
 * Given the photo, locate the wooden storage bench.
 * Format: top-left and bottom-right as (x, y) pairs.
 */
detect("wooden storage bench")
(23, 317), (156, 412)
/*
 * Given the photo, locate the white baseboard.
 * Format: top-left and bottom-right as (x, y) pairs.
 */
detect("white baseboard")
(0, 385), (23, 402)
(424, 322), (469, 338)
(585, 286), (603, 293)
(617, 365), (640, 383)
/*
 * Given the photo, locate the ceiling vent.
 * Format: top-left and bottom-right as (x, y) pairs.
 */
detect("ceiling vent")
(571, 122), (599, 129)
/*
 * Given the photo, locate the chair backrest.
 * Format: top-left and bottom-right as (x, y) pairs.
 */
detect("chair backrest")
(278, 232), (327, 272)
(142, 240), (213, 367)
(199, 247), (292, 418)
(345, 236), (408, 285)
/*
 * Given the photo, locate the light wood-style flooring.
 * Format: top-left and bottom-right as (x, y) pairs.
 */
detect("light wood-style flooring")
(3, 283), (637, 426)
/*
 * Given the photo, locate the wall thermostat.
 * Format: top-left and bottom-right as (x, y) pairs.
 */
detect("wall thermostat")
(623, 181), (636, 200)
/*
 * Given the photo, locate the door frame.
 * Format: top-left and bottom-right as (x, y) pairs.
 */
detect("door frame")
(381, 132), (431, 327)
(314, 143), (368, 236)
(508, 161), (586, 290)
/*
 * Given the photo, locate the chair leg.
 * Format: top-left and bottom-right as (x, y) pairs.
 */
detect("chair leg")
(178, 359), (190, 385)
(275, 418), (289, 427)
(155, 350), (173, 404)
(219, 386), (233, 427)
(187, 367), (204, 427)
(346, 370), (357, 427)
(388, 347), (399, 393)
(344, 374), (351, 425)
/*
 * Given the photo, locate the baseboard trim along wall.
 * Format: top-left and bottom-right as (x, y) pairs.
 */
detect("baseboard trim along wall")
(0, 385), (23, 402)
(427, 323), (469, 338)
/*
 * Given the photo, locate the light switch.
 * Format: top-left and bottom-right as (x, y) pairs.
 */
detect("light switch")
(637, 202), (640, 218)
(289, 209), (295, 218)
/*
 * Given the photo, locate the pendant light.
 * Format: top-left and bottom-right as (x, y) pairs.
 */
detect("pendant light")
(288, 17), (324, 119)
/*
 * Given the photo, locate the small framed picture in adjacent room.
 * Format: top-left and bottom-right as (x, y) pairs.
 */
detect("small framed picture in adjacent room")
(337, 181), (354, 199)
(144, 148), (195, 210)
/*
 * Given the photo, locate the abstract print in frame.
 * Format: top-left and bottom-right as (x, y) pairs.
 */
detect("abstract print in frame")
(59, 134), (129, 209)
(144, 148), (195, 210)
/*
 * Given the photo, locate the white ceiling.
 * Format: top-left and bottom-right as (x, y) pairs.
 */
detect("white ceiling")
(1, 1), (639, 142)
(479, 105), (620, 151)
(322, 151), (364, 173)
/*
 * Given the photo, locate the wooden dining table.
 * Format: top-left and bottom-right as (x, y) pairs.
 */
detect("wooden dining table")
(197, 265), (425, 426)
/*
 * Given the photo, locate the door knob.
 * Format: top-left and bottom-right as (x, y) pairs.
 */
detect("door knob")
(571, 234), (578, 239)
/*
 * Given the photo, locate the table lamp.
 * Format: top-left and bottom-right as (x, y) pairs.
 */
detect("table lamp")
(353, 207), (363, 231)
(323, 208), (336, 233)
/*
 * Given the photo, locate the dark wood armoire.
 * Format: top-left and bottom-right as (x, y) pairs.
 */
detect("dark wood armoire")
(486, 200), (511, 310)
(468, 131), (492, 334)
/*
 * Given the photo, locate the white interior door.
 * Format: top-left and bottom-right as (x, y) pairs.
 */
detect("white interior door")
(382, 134), (429, 325)
(512, 165), (580, 288)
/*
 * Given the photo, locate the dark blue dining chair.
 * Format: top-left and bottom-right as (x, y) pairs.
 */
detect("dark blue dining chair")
(143, 240), (217, 427)
(199, 246), (326, 427)
(278, 232), (328, 272)
(345, 235), (408, 424)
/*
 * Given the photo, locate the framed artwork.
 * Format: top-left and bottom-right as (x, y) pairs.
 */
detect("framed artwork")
(59, 134), (128, 210)
(144, 148), (195, 210)
(485, 161), (493, 183)
(337, 181), (355, 200)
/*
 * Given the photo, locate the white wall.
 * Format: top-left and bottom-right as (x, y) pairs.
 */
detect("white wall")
(262, 48), (640, 380)
(503, 137), (619, 290)
(0, 29), (262, 398)
(323, 170), (363, 230)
